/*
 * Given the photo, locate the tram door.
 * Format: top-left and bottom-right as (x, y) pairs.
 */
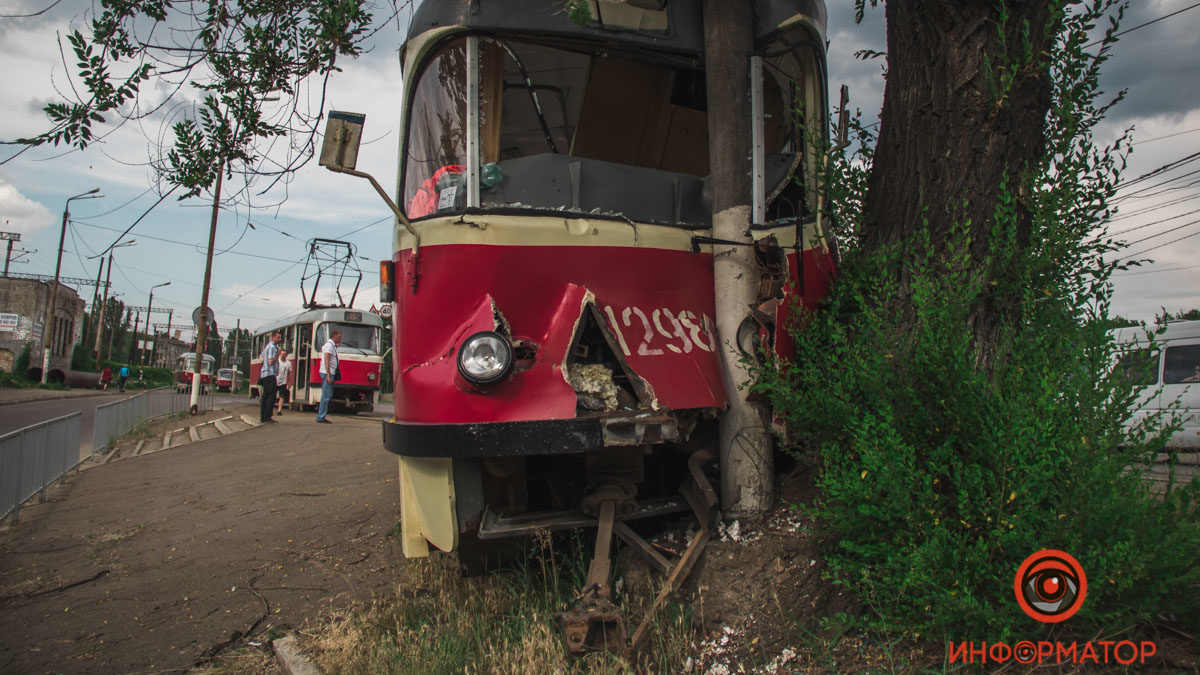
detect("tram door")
(285, 324), (299, 405)
(297, 323), (313, 405)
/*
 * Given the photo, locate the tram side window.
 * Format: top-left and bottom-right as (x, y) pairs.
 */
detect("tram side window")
(404, 39), (468, 219)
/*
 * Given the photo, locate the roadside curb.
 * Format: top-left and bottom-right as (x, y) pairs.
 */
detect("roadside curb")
(272, 634), (322, 675)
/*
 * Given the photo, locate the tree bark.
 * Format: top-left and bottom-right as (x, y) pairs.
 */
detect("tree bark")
(861, 0), (1057, 361)
(704, 0), (773, 516)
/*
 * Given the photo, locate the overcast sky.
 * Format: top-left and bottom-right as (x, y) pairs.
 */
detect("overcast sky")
(1, 0), (1197, 346)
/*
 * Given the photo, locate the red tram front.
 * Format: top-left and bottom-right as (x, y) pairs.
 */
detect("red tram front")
(357, 0), (836, 568)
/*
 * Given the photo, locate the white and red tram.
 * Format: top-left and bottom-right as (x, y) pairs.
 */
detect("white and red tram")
(248, 307), (384, 412)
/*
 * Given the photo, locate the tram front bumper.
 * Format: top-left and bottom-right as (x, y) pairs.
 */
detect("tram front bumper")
(381, 412), (680, 458)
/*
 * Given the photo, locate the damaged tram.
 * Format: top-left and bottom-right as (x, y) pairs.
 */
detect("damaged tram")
(380, 0), (835, 565)
(331, 2), (837, 644)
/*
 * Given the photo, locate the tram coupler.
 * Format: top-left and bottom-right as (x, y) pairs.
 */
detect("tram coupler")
(556, 500), (628, 653)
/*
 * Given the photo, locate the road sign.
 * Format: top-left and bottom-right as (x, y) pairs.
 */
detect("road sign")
(192, 305), (216, 328)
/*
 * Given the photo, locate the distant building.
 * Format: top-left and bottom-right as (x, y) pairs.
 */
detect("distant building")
(0, 277), (86, 380)
(153, 333), (190, 370)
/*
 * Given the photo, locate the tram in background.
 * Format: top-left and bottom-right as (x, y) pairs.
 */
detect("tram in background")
(173, 352), (215, 394)
(248, 307), (384, 413)
(360, 0), (836, 578)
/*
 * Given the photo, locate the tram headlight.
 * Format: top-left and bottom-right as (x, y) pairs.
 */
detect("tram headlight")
(457, 331), (514, 385)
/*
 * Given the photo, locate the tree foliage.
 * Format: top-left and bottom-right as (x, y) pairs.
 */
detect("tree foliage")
(755, 0), (1200, 637)
(14, 0), (382, 202)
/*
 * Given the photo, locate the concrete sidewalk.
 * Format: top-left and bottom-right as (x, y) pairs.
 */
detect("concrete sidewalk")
(0, 410), (400, 674)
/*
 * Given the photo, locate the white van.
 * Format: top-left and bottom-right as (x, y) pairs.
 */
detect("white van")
(1110, 319), (1200, 450)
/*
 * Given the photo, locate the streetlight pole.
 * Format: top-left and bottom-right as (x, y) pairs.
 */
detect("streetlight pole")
(92, 241), (135, 363)
(143, 282), (171, 365)
(42, 188), (103, 384)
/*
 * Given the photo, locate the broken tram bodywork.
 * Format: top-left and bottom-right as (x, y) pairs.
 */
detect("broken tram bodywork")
(366, 0), (834, 652)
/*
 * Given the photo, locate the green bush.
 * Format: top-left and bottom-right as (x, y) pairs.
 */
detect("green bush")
(71, 343), (95, 372)
(0, 370), (28, 389)
(751, 0), (1199, 639)
(757, 244), (1199, 638)
(13, 344), (31, 379)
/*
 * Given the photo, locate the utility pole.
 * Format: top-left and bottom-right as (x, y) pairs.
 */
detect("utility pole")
(190, 161), (225, 414)
(42, 188), (102, 383)
(128, 309), (142, 362)
(142, 282), (171, 365)
(94, 249), (115, 360)
(1, 232), (19, 276)
(703, 0), (773, 516)
(232, 318), (241, 388)
(87, 256), (104, 352)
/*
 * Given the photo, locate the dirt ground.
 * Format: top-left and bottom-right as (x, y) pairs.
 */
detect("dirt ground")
(0, 404), (404, 674)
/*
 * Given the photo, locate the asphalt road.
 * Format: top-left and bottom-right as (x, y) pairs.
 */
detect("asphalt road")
(0, 393), (249, 460)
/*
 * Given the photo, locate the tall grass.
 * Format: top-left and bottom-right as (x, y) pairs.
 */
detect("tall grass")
(302, 541), (696, 674)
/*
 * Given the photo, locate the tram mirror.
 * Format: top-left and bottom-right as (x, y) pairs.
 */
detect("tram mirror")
(320, 111), (366, 171)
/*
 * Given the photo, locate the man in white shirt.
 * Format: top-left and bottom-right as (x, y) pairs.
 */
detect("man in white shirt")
(259, 331), (282, 423)
(275, 348), (293, 416)
(316, 329), (341, 424)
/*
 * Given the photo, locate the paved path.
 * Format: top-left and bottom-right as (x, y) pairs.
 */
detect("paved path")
(0, 407), (403, 674)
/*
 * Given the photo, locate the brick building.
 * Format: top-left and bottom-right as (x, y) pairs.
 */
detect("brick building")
(152, 332), (190, 370)
(0, 277), (87, 380)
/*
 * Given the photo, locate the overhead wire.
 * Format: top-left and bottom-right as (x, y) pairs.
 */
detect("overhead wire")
(1124, 228), (1200, 258)
(1084, 1), (1200, 48)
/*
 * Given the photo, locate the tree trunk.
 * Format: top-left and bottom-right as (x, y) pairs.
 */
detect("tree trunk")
(704, 0), (773, 516)
(861, 0), (1057, 361)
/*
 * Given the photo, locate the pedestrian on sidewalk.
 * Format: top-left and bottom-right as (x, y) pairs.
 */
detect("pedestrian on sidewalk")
(118, 364), (130, 392)
(101, 366), (112, 391)
(259, 331), (282, 423)
(275, 348), (292, 416)
(316, 329), (341, 424)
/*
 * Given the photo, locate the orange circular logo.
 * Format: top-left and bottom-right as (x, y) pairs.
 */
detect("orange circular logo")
(1014, 550), (1087, 622)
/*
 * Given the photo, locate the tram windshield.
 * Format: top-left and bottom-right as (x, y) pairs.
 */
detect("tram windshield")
(177, 355), (214, 374)
(402, 37), (816, 225)
(316, 322), (380, 355)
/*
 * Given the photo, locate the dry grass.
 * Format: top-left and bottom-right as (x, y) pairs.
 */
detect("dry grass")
(297, 541), (697, 674)
(191, 647), (275, 675)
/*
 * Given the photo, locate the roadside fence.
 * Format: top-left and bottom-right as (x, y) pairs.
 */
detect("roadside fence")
(0, 386), (215, 523)
(92, 386), (214, 454)
(0, 412), (81, 523)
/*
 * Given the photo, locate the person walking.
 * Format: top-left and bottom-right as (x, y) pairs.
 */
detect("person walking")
(275, 348), (292, 416)
(101, 366), (112, 391)
(316, 329), (341, 424)
(118, 364), (130, 392)
(259, 331), (282, 423)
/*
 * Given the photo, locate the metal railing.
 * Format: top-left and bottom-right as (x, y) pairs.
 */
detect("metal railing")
(0, 412), (82, 522)
(92, 386), (213, 454)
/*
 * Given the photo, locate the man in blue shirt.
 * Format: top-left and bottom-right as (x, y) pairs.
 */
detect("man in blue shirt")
(259, 331), (282, 423)
(118, 364), (130, 392)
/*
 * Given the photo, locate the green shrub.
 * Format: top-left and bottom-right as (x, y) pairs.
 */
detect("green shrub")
(751, 0), (1199, 639)
(71, 343), (95, 372)
(13, 344), (31, 379)
(0, 370), (27, 389)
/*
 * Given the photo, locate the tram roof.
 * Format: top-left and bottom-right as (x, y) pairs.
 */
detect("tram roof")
(252, 307), (384, 336)
(406, 0), (827, 56)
